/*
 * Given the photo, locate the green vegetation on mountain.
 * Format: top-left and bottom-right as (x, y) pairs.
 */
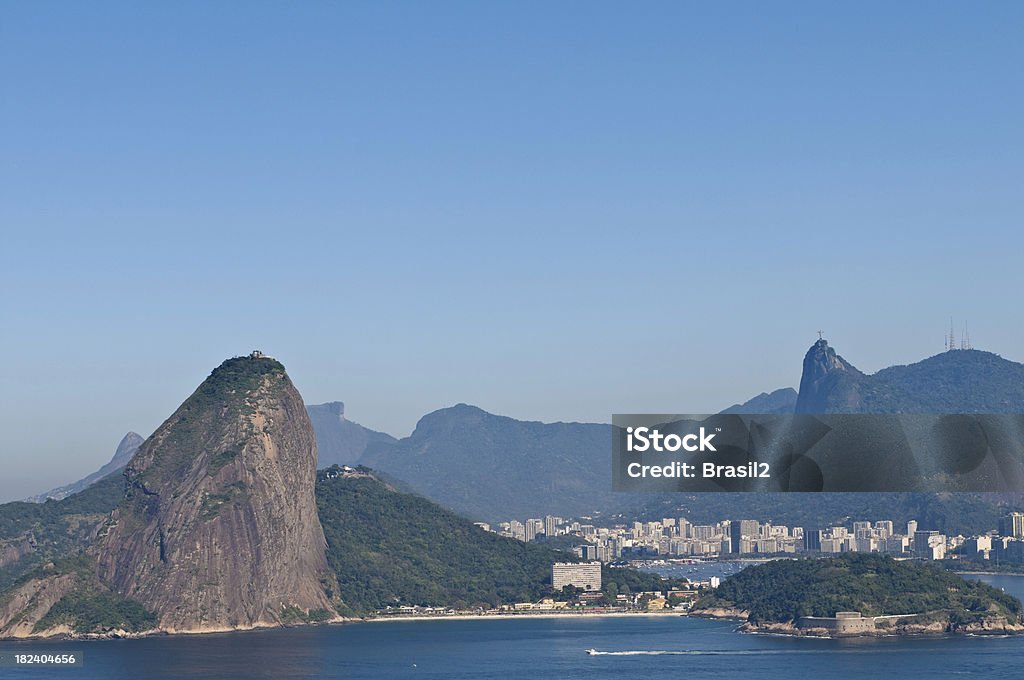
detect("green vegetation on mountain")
(601, 564), (683, 597)
(858, 350), (1024, 413)
(316, 466), (680, 614)
(317, 466), (574, 612)
(0, 553), (157, 636)
(5, 460), (682, 634)
(93, 354), (336, 633)
(141, 356), (288, 490)
(33, 589), (156, 635)
(182, 355), (286, 415)
(0, 474), (123, 590)
(693, 554), (1023, 625)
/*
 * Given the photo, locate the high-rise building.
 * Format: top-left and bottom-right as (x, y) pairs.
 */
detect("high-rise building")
(804, 529), (823, 552)
(730, 520), (759, 554)
(692, 525), (716, 540)
(552, 562), (602, 591)
(678, 518), (690, 539)
(998, 512), (1024, 538)
(906, 520), (918, 537)
(820, 538), (843, 553)
(1009, 514), (1021, 538)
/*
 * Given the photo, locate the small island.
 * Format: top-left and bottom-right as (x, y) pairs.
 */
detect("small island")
(691, 553), (1024, 637)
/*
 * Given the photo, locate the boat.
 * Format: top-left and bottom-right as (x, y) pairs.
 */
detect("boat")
(585, 648), (599, 655)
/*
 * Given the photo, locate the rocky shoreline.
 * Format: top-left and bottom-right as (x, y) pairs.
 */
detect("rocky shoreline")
(693, 607), (1024, 637)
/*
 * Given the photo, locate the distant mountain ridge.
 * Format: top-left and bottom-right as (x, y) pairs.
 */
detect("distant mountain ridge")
(796, 340), (1024, 413)
(306, 402), (396, 467)
(721, 388), (798, 414)
(358, 404), (616, 521)
(1, 355), (672, 638)
(26, 432), (144, 503)
(17, 338), (1024, 530)
(24, 404), (395, 504)
(355, 339), (1024, 524)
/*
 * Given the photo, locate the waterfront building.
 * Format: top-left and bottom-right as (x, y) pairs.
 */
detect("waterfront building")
(552, 561), (602, 591)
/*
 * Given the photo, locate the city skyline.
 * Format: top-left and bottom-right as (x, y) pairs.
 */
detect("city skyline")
(486, 510), (1024, 565)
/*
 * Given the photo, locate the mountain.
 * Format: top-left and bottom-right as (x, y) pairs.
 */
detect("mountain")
(317, 466), (569, 612)
(352, 340), (1024, 523)
(0, 474), (124, 592)
(26, 432), (144, 503)
(358, 404), (617, 521)
(1, 354), (337, 637)
(640, 339), (1024, 531)
(19, 402), (392, 507)
(720, 388), (798, 414)
(317, 466), (680, 613)
(306, 401), (396, 467)
(95, 355), (336, 632)
(5, 356), (649, 638)
(1, 457), (678, 632)
(796, 339), (1024, 413)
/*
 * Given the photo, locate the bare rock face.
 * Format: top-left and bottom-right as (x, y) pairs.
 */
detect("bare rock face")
(0, 574), (80, 638)
(95, 355), (335, 632)
(0, 533), (36, 569)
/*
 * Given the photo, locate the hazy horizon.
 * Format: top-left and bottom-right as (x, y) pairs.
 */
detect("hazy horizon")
(3, 3), (1023, 501)
(7, 337), (1021, 503)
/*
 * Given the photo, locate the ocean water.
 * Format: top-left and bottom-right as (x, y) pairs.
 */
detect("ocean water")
(1, 573), (1021, 680)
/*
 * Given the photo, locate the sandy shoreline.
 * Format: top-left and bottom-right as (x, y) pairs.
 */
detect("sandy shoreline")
(362, 611), (683, 623)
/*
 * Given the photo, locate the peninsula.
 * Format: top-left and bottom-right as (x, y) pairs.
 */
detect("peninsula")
(691, 553), (1024, 636)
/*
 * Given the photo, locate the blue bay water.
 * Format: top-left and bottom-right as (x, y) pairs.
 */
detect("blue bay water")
(2, 573), (1022, 679)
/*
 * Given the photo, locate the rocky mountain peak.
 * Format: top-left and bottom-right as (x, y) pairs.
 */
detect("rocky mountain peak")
(795, 339), (863, 413)
(112, 432), (145, 465)
(94, 354), (336, 633)
(804, 338), (854, 377)
(319, 401), (346, 419)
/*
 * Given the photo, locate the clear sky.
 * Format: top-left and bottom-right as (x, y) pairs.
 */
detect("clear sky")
(2, 2), (1023, 502)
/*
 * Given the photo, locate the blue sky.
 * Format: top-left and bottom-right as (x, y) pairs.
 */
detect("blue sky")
(2, 3), (1023, 501)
